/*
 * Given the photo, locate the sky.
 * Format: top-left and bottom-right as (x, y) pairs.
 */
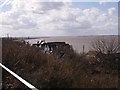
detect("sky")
(0, 0), (118, 37)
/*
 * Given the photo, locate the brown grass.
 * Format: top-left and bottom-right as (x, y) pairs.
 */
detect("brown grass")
(2, 38), (119, 89)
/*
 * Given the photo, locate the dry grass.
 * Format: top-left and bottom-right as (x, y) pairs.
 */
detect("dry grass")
(2, 38), (119, 89)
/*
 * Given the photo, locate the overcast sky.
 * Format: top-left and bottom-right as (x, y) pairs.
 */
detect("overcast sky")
(0, 0), (118, 37)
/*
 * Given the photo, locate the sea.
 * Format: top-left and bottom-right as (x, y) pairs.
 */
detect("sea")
(26, 35), (118, 53)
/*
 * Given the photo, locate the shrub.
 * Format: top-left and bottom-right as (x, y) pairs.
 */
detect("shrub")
(2, 38), (119, 89)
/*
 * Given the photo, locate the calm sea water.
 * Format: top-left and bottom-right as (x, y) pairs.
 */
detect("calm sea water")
(26, 35), (118, 53)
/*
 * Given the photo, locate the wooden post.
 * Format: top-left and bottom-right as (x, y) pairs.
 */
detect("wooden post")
(83, 45), (85, 54)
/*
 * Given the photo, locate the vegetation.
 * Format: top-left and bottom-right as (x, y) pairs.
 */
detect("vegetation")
(91, 37), (119, 54)
(2, 38), (119, 89)
(91, 37), (120, 71)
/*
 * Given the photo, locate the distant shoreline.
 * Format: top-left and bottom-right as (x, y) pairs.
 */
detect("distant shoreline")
(1, 35), (119, 40)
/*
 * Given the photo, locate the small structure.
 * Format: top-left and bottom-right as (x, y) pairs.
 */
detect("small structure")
(41, 42), (68, 54)
(32, 40), (69, 54)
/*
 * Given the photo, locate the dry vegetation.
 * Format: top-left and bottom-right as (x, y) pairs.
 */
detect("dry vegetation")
(2, 38), (119, 89)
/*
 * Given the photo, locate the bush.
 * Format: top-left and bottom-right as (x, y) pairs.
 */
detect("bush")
(2, 38), (119, 89)
(91, 37), (120, 70)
